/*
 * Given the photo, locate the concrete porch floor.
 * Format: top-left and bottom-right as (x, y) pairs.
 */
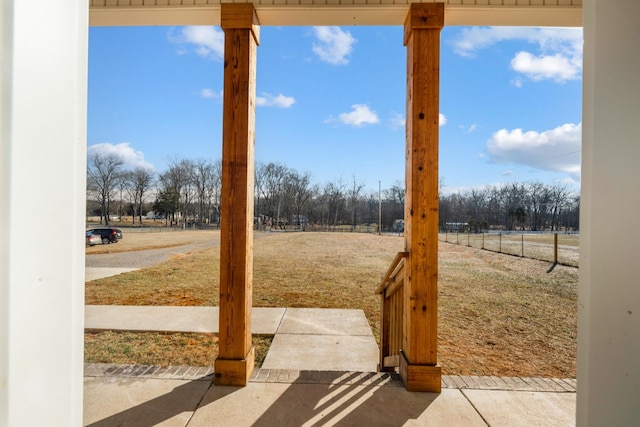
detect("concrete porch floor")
(84, 365), (576, 426)
(84, 305), (576, 425)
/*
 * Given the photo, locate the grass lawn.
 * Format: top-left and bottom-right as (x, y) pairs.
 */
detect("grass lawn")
(85, 230), (577, 378)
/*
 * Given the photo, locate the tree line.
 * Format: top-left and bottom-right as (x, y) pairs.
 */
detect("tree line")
(87, 152), (579, 232)
(440, 181), (579, 233)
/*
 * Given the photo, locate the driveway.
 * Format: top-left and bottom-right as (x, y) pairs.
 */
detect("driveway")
(85, 240), (218, 281)
(85, 240), (218, 269)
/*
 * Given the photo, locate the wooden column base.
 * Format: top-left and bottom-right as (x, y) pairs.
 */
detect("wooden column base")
(214, 346), (255, 386)
(399, 350), (441, 392)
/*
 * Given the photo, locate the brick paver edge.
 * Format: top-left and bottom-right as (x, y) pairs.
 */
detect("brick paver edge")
(84, 363), (576, 392)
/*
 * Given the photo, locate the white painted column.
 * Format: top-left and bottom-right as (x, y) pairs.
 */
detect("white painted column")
(1, 0), (88, 425)
(579, 1), (640, 425)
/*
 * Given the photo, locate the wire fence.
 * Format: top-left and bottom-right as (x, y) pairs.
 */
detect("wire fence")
(439, 231), (579, 267)
(123, 225), (221, 233)
(296, 224), (379, 233)
(87, 223), (221, 233)
(89, 221), (579, 267)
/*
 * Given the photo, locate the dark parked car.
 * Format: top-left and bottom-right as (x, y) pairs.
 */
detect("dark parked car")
(88, 226), (122, 240)
(86, 228), (118, 244)
(112, 228), (123, 239)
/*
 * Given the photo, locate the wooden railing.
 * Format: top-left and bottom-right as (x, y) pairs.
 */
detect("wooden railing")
(375, 251), (408, 371)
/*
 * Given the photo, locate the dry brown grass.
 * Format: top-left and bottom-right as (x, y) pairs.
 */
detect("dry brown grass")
(438, 244), (577, 377)
(85, 230), (577, 377)
(86, 247), (219, 306)
(84, 331), (271, 367)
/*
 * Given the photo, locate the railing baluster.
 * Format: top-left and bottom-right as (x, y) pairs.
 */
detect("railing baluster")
(376, 251), (408, 371)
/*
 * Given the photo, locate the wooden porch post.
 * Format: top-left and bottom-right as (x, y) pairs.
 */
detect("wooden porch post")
(214, 3), (260, 387)
(401, 2), (444, 392)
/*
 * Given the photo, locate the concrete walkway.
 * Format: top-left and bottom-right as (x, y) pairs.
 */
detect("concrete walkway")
(85, 267), (139, 282)
(86, 306), (379, 372)
(84, 305), (577, 425)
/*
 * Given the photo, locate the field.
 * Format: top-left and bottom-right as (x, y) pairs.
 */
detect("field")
(85, 230), (577, 378)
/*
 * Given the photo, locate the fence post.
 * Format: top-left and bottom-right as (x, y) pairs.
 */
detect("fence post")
(521, 233), (524, 257)
(467, 230), (470, 247)
(482, 232), (485, 250)
(499, 233), (502, 253)
(456, 232), (459, 245)
(554, 232), (558, 264)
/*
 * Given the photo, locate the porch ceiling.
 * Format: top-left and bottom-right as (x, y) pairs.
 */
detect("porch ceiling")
(89, 0), (582, 27)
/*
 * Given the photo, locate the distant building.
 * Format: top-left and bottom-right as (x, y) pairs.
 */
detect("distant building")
(146, 211), (165, 219)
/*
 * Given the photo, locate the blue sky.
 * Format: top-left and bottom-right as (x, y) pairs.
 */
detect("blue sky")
(88, 25), (582, 194)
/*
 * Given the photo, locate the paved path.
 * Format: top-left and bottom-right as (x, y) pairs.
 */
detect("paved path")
(85, 240), (216, 269)
(86, 240), (218, 281)
(85, 306), (286, 335)
(85, 306), (379, 372)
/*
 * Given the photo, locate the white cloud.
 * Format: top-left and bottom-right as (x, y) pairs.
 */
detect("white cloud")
(439, 113), (447, 126)
(336, 104), (379, 127)
(459, 123), (478, 133)
(452, 27), (582, 57)
(486, 122), (581, 179)
(389, 112), (405, 129)
(256, 93), (296, 108)
(451, 27), (583, 83)
(200, 88), (221, 99)
(88, 142), (155, 171)
(312, 26), (357, 65)
(168, 26), (224, 61)
(511, 51), (581, 82)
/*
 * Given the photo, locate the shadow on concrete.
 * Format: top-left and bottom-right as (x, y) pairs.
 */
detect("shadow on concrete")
(86, 372), (447, 426)
(255, 374), (433, 426)
(192, 372), (439, 426)
(85, 377), (213, 427)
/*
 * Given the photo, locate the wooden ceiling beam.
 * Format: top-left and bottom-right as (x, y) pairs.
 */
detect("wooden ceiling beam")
(89, 5), (582, 27)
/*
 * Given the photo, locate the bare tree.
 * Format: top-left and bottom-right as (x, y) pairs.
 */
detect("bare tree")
(502, 182), (528, 230)
(382, 180), (405, 229)
(254, 161), (267, 223)
(260, 163), (290, 228)
(124, 167), (155, 224)
(323, 178), (347, 227)
(160, 158), (194, 226)
(347, 174), (366, 230)
(467, 189), (488, 232)
(548, 183), (571, 231)
(365, 190), (379, 226)
(209, 160), (222, 224)
(286, 170), (315, 230)
(526, 181), (549, 231)
(87, 152), (124, 225)
(193, 159), (215, 226)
